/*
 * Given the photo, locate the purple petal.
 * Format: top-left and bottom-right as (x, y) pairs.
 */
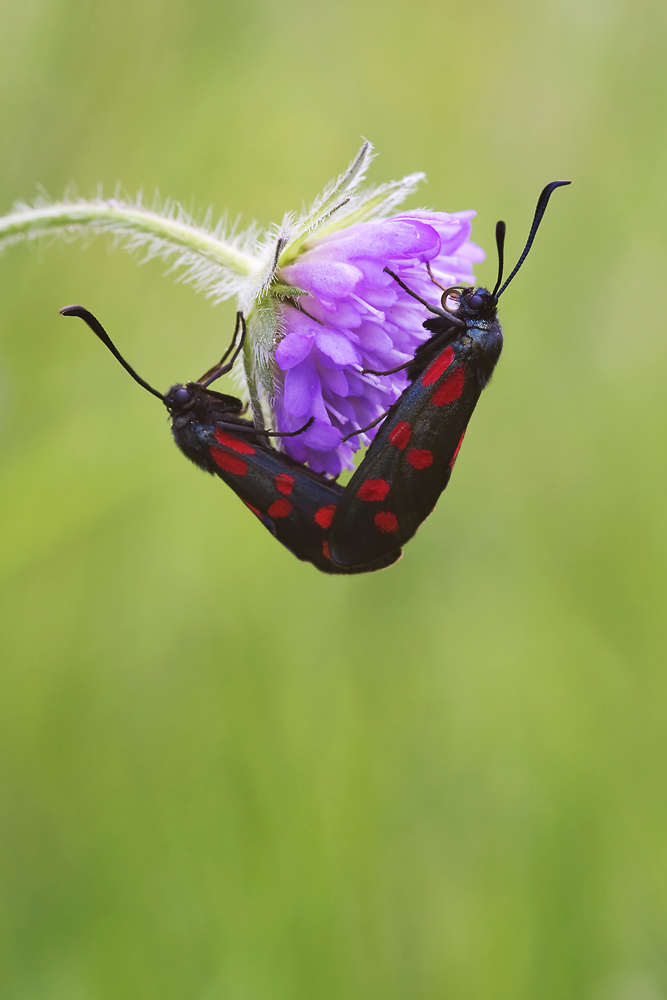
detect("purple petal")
(396, 211), (476, 254)
(354, 321), (394, 354)
(300, 295), (363, 330)
(275, 331), (314, 369)
(283, 355), (319, 416)
(318, 366), (349, 396)
(300, 420), (342, 451)
(457, 240), (486, 262)
(305, 220), (440, 263)
(280, 262), (363, 309)
(314, 327), (361, 366)
(279, 304), (322, 336)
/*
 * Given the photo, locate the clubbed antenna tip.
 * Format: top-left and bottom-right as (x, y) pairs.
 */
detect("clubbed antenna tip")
(496, 180), (571, 298)
(60, 304), (165, 401)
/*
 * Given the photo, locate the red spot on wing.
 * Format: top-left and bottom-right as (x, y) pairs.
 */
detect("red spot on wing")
(422, 345), (455, 386)
(214, 428), (255, 454)
(407, 448), (433, 469)
(322, 540), (331, 559)
(357, 479), (390, 502)
(275, 473), (294, 494)
(431, 364), (465, 406)
(315, 504), (336, 528)
(388, 420), (411, 450)
(374, 511), (398, 533)
(210, 447), (248, 476)
(268, 498), (292, 518)
(243, 501), (262, 517)
(449, 430), (466, 467)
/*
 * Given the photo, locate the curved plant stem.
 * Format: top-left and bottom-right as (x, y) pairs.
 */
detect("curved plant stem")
(0, 200), (258, 276)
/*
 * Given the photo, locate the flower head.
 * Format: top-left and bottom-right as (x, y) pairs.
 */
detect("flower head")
(0, 141), (485, 477)
(272, 210), (483, 475)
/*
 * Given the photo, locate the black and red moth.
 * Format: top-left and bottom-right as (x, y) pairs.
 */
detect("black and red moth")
(60, 306), (400, 574)
(328, 181), (570, 568)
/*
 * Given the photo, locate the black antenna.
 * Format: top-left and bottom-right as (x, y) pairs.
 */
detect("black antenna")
(496, 180), (571, 298)
(60, 305), (165, 401)
(491, 221), (506, 298)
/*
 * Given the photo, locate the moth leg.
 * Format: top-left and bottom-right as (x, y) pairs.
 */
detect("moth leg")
(426, 261), (448, 292)
(197, 312), (247, 387)
(196, 312), (240, 383)
(363, 357), (414, 377)
(341, 408), (391, 443)
(215, 416), (315, 438)
(384, 267), (447, 317)
(262, 417), (315, 438)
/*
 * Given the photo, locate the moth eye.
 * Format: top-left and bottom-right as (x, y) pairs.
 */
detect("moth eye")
(173, 386), (192, 406)
(467, 294), (484, 310)
(443, 292), (461, 313)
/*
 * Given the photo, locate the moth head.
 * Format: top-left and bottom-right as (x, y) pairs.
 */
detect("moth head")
(164, 381), (244, 420)
(164, 383), (195, 411)
(440, 286), (497, 319)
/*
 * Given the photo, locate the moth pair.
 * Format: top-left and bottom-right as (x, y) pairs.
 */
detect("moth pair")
(62, 182), (568, 574)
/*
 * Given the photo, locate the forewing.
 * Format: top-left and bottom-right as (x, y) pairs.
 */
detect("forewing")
(329, 347), (483, 568)
(200, 424), (401, 574)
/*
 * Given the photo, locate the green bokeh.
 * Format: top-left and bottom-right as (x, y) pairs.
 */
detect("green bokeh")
(2, 1), (667, 997)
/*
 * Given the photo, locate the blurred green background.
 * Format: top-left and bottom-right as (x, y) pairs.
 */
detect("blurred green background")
(1, 0), (667, 997)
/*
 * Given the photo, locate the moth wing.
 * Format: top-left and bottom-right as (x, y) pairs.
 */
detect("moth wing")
(205, 426), (401, 574)
(329, 361), (482, 568)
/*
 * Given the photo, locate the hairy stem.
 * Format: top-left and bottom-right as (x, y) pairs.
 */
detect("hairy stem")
(0, 200), (258, 276)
